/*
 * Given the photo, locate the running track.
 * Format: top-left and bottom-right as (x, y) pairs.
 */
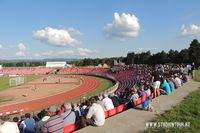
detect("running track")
(0, 76), (101, 116)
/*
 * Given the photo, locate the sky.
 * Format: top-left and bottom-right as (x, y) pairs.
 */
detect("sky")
(0, 0), (200, 59)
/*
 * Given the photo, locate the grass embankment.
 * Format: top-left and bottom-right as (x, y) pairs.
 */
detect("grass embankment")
(146, 70), (200, 133)
(195, 69), (200, 82)
(0, 75), (40, 91)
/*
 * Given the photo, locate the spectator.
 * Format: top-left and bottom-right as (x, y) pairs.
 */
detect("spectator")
(61, 103), (76, 126)
(186, 64), (192, 76)
(142, 96), (154, 111)
(145, 87), (151, 97)
(191, 63), (195, 79)
(122, 88), (130, 99)
(12, 117), (20, 126)
(118, 91), (128, 104)
(174, 74), (182, 88)
(181, 73), (188, 83)
(19, 113), (35, 133)
(72, 103), (81, 121)
(94, 95), (105, 110)
(167, 78), (175, 92)
(0, 115), (19, 133)
(79, 97), (105, 127)
(151, 69), (161, 97)
(139, 85), (147, 97)
(102, 93), (114, 111)
(170, 76), (178, 89)
(126, 88), (139, 108)
(161, 78), (172, 94)
(109, 93), (120, 107)
(42, 106), (64, 133)
(145, 82), (152, 96)
(130, 88), (139, 102)
(79, 98), (88, 116)
(35, 110), (50, 133)
(33, 115), (39, 124)
(57, 104), (65, 115)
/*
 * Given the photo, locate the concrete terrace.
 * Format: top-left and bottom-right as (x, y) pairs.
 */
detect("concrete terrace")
(75, 79), (200, 133)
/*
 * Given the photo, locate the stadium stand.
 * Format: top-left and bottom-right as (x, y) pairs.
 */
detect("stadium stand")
(0, 67), (53, 75)
(0, 64), (189, 132)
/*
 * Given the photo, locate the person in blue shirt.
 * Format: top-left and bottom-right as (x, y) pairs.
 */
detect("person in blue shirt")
(161, 78), (172, 94)
(167, 78), (174, 92)
(142, 96), (154, 111)
(19, 113), (35, 133)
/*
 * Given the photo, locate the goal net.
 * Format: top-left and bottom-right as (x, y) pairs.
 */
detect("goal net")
(9, 76), (25, 87)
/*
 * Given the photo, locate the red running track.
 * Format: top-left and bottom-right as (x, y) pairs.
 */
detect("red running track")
(0, 76), (101, 116)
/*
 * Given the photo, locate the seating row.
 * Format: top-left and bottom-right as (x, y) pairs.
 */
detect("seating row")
(0, 68), (52, 75)
(64, 91), (157, 133)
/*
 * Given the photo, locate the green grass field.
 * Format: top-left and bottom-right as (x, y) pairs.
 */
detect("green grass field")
(0, 75), (40, 91)
(195, 70), (200, 82)
(146, 70), (200, 133)
(0, 75), (41, 103)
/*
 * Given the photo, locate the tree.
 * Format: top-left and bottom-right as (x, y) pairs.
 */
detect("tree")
(179, 49), (189, 63)
(168, 49), (179, 63)
(126, 52), (135, 64)
(188, 39), (200, 67)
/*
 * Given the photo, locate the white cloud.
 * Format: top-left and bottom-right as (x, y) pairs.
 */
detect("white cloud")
(67, 28), (82, 36)
(33, 27), (81, 47)
(104, 12), (140, 39)
(77, 48), (97, 56)
(16, 43), (27, 57)
(181, 24), (200, 36)
(0, 44), (2, 49)
(33, 48), (97, 58)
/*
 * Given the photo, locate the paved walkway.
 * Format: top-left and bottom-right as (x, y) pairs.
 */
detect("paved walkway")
(75, 79), (200, 133)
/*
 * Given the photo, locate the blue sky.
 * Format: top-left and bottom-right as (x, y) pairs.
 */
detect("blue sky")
(0, 0), (200, 59)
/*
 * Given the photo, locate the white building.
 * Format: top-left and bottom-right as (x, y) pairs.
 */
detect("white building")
(46, 62), (66, 68)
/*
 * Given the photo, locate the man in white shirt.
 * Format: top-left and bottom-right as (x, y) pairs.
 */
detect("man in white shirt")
(79, 97), (105, 127)
(102, 93), (114, 111)
(0, 115), (19, 133)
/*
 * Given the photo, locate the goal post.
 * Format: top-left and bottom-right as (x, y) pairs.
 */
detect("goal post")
(9, 76), (25, 87)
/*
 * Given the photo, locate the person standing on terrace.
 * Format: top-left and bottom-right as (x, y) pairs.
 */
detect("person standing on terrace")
(151, 68), (161, 97)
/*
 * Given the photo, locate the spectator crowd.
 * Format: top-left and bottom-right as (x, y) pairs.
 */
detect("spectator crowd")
(0, 64), (193, 133)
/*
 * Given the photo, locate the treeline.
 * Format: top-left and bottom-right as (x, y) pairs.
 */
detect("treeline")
(0, 39), (200, 67)
(69, 57), (125, 67)
(0, 61), (45, 67)
(71, 39), (200, 67)
(126, 39), (200, 67)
